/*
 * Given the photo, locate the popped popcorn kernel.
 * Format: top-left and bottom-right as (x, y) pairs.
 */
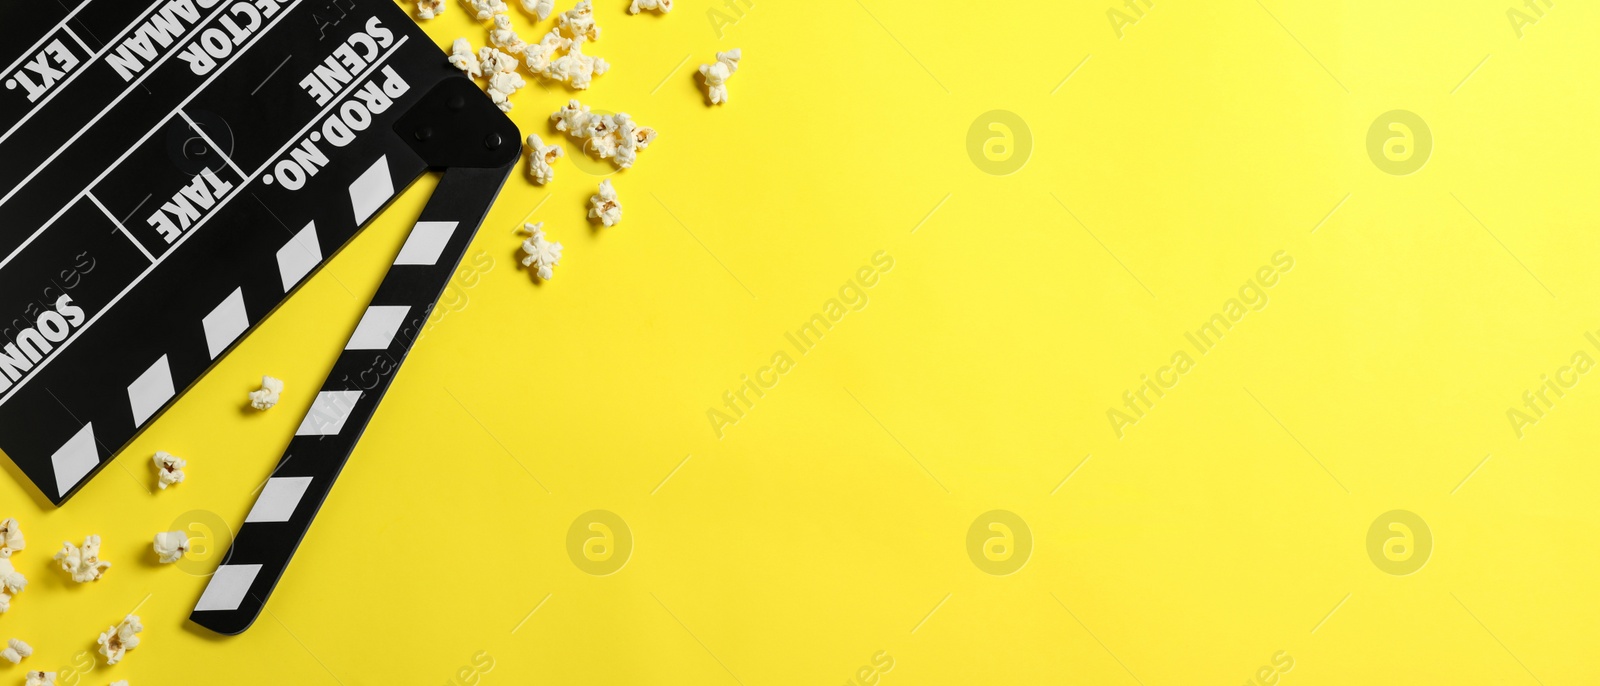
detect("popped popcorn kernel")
(111, 682), (129, 686)
(525, 134), (564, 185)
(0, 557), (24, 613)
(628, 0), (671, 13)
(588, 180), (622, 227)
(523, 30), (571, 76)
(0, 517), (23, 558)
(489, 14), (528, 55)
(519, 223), (564, 280)
(418, 0), (445, 18)
(248, 375), (284, 411)
(556, 0), (600, 41)
(487, 70), (528, 112)
(153, 531), (189, 564)
(2, 638), (32, 664)
(54, 536), (111, 583)
(154, 451), (186, 489)
(464, 0), (508, 21)
(612, 113), (657, 169)
(698, 48), (741, 105)
(549, 101), (658, 170)
(448, 38), (482, 78)
(550, 99), (593, 133)
(24, 671), (54, 686)
(96, 615), (142, 666)
(548, 38), (608, 89)
(521, 0), (554, 19)
(478, 47), (520, 75)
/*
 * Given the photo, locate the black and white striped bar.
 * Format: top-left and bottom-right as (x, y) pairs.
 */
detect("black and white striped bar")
(190, 162), (515, 635)
(0, 0), (457, 505)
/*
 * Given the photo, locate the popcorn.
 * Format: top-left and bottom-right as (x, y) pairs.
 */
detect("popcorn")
(486, 70), (527, 112)
(448, 38), (482, 78)
(154, 451), (185, 489)
(520, 24), (607, 89)
(521, 0), (553, 20)
(489, 14), (528, 54)
(478, 47), (519, 75)
(248, 375), (284, 411)
(549, 100), (657, 170)
(418, 0), (445, 18)
(111, 682), (128, 686)
(153, 531), (189, 564)
(628, 0), (671, 13)
(698, 48), (741, 105)
(550, 99), (593, 133)
(612, 113), (657, 169)
(522, 30), (571, 76)
(588, 180), (622, 227)
(519, 223), (563, 280)
(0, 517), (23, 557)
(464, 0), (508, 21)
(1, 638), (32, 664)
(585, 130), (617, 160)
(96, 615), (142, 666)
(0, 558), (25, 613)
(556, 0), (600, 41)
(54, 536), (111, 583)
(547, 38), (608, 89)
(525, 134), (564, 185)
(24, 672), (54, 686)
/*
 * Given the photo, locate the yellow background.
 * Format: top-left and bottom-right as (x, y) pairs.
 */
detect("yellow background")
(4, 0), (1599, 683)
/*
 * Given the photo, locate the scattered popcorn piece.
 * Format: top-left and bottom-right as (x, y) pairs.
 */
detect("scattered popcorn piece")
(522, 30), (571, 76)
(525, 134), (564, 185)
(0, 517), (22, 557)
(153, 451), (186, 489)
(110, 682), (128, 686)
(418, 0), (445, 18)
(464, 0), (508, 21)
(521, 0), (553, 19)
(698, 48), (741, 105)
(612, 113), (657, 169)
(519, 223), (564, 280)
(0, 558), (26, 613)
(53, 536), (110, 583)
(447, 38), (482, 78)
(248, 375), (284, 411)
(489, 14), (528, 54)
(550, 99), (593, 133)
(547, 37), (608, 89)
(153, 531), (189, 564)
(556, 0), (600, 41)
(478, 46), (519, 75)
(24, 672), (54, 686)
(486, 70), (527, 112)
(1, 638), (32, 664)
(628, 0), (671, 13)
(549, 101), (658, 169)
(96, 616), (142, 666)
(588, 180), (622, 227)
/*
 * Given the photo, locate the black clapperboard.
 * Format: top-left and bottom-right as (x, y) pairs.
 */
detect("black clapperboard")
(1, 0), (519, 633)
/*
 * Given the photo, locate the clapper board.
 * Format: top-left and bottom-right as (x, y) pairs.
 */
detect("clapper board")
(1, 0), (519, 633)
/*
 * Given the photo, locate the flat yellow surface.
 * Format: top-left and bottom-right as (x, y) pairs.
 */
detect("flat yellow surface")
(4, 0), (1600, 683)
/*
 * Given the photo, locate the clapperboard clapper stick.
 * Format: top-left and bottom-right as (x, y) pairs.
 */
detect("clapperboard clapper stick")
(0, 1), (515, 634)
(189, 80), (518, 634)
